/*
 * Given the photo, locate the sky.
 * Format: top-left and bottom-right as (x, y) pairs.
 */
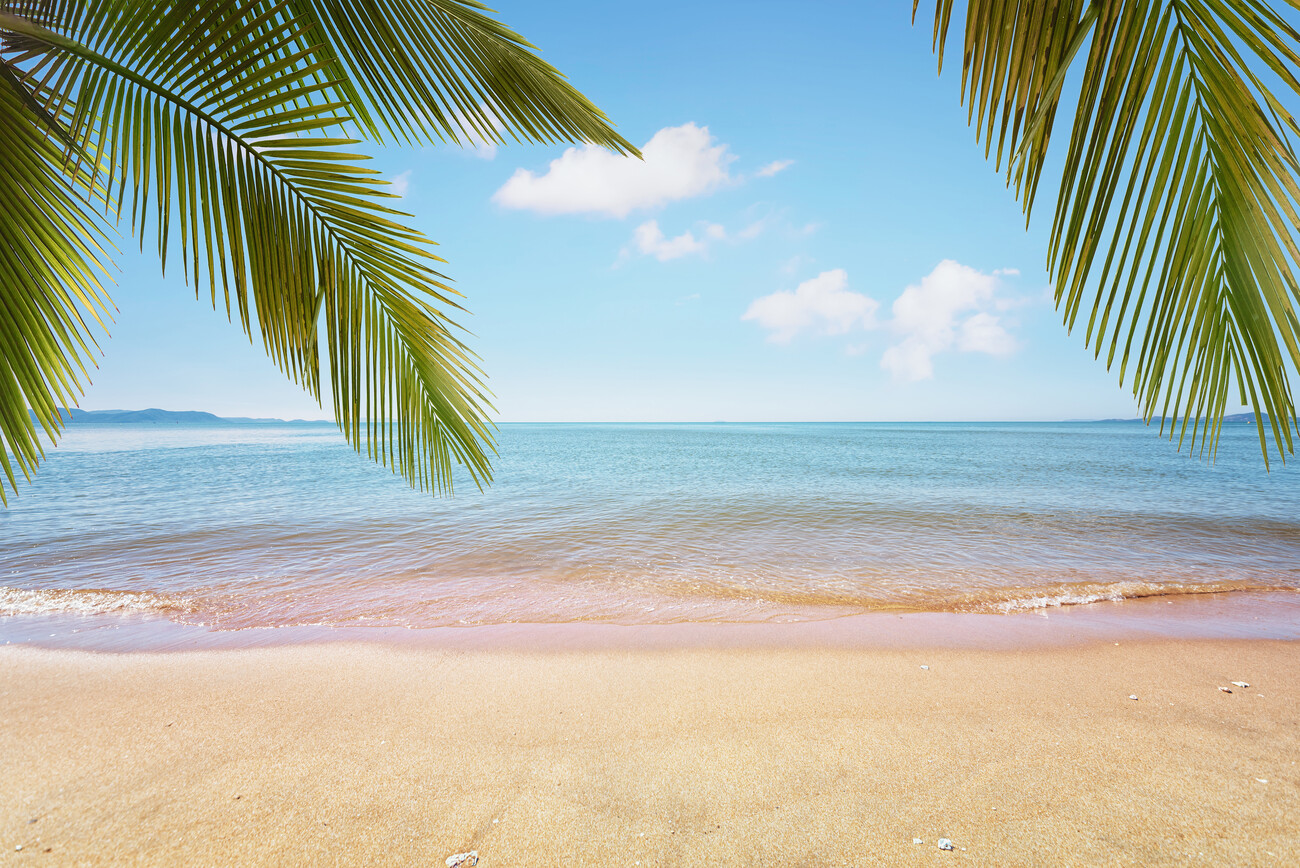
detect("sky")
(76, 0), (1236, 422)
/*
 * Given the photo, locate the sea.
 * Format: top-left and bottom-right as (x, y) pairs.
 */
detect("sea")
(3, 421), (1300, 648)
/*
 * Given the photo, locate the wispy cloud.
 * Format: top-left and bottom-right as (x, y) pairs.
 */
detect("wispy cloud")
(493, 122), (735, 218)
(755, 159), (794, 178)
(622, 214), (771, 263)
(779, 254), (814, 275)
(629, 219), (726, 262)
(736, 217), (769, 240)
(742, 269), (878, 344)
(388, 170), (412, 198)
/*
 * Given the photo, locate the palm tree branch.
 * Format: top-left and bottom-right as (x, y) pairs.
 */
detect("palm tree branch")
(0, 55), (112, 503)
(921, 0), (1300, 462)
(283, 0), (638, 154)
(2, 7), (494, 492)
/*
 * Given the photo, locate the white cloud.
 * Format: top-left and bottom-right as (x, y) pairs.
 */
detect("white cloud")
(742, 269), (878, 344)
(389, 170), (412, 198)
(623, 216), (764, 263)
(632, 220), (713, 261)
(756, 159), (794, 178)
(880, 259), (1018, 382)
(492, 122), (734, 218)
(958, 312), (1016, 355)
(743, 260), (1023, 376)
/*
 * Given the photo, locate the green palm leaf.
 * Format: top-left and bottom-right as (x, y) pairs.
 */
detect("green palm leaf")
(288, 0), (637, 152)
(918, 0), (1300, 462)
(0, 56), (110, 504)
(0, 0), (632, 501)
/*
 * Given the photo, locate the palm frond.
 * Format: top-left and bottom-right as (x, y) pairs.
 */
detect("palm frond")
(0, 57), (110, 504)
(919, 0), (1300, 462)
(286, 0), (638, 154)
(2, 0), (493, 493)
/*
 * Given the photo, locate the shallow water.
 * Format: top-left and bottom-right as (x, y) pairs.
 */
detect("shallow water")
(2, 422), (1299, 640)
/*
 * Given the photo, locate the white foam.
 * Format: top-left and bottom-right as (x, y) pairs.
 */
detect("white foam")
(0, 587), (190, 617)
(994, 589), (1128, 613)
(986, 580), (1259, 614)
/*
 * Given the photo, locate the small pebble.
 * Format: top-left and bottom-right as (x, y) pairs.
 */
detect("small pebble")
(913, 838), (923, 844)
(1219, 687), (1233, 694)
(16, 845), (23, 852)
(445, 853), (478, 868)
(1232, 681), (1250, 688)
(938, 838), (954, 851)
(920, 665), (930, 671)
(1129, 695), (1138, 701)
(1257, 778), (1269, 784)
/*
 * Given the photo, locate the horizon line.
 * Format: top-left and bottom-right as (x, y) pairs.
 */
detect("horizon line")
(47, 407), (1169, 425)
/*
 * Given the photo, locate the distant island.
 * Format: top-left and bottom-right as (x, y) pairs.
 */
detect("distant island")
(39, 408), (321, 425)
(1089, 413), (1262, 424)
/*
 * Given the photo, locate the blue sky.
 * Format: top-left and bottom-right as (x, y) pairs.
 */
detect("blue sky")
(81, 0), (1174, 422)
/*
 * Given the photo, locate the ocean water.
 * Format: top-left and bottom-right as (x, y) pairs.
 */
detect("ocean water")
(2, 422), (1299, 639)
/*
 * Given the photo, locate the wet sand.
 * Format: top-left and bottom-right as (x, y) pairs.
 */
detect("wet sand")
(1, 635), (1297, 865)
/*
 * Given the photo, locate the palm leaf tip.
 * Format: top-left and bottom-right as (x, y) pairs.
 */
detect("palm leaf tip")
(296, 0), (638, 155)
(921, 0), (1300, 464)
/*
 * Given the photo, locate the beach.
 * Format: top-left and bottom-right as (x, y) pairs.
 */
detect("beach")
(4, 423), (1299, 864)
(3, 626), (1297, 865)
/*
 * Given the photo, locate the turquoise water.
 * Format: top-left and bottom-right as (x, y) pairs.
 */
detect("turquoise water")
(2, 422), (1299, 636)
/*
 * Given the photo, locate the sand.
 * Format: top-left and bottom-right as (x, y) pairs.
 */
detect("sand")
(1, 634), (1297, 866)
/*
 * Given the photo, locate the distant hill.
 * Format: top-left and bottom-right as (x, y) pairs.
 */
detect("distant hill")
(222, 416), (301, 424)
(54, 408), (229, 424)
(1090, 413), (1262, 424)
(31, 408), (319, 425)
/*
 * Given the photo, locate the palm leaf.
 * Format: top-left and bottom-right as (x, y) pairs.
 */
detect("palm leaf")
(4, 1), (492, 493)
(1, 0), (632, 500)
(918, 0), (1300, 463)
(0, 56), (111, 504)
(285, 0), (638, 153)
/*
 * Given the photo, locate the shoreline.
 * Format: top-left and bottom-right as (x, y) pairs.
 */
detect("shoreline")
(3, 589), (1299, 654)
(3, 633), (1298, 864)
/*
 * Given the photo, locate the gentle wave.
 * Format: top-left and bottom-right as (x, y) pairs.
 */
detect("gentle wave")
(1, 580), (1289, 628)
(4, 423), (1300, 636)
(0, 587), (196, 617)
(973, 580), (1280, 614)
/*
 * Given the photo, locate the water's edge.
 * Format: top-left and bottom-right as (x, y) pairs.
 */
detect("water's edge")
(6, 423), (1299, 647)
(4, 590), (1297, 653)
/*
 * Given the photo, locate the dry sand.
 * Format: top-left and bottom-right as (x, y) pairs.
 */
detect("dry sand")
(1, 635), (1297, 865)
